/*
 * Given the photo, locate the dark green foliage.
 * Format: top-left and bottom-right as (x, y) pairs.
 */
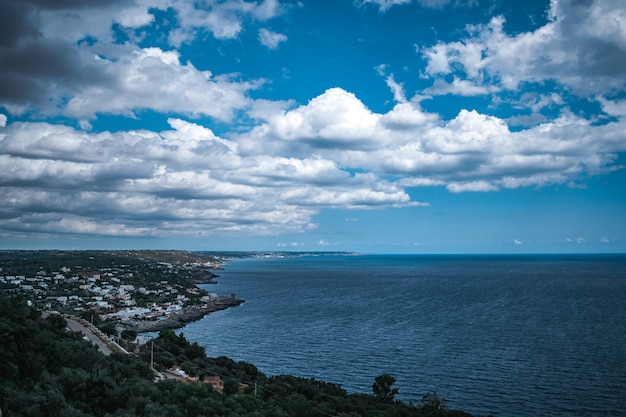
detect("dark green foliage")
(79, 310), (101, 326)
(0, 295), (479, 417)
(99, 320), (118, 337)
(222, 377), (241, 395)
(373, 373), (400, 403)
(418, 392), (471, 417)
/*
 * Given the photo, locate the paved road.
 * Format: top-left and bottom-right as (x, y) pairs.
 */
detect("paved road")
(65, 317), (113, 356)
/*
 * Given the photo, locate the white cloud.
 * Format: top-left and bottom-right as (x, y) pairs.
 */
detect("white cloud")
(239, 88), (382, 154)
(169, 1), (240, 41)
(514, 239), (523, 245)
(423, 43), (452, 74)
(377, 66), (407, 103)
(0, 0), (279, 115)
(423, 109), (510, 153)
(356, 0), (412, 11)
(253, 0), (283, 20)
(0, 116), (423, 239)
(248, 98), (296, 121)
(237, 88), (626, 194)
(1, 82), (625, 240)
(1, 0), (625, 242)
(380, 102), (438, 130)
(34, 2), (155, 44)
(258, 28), (288, 49)
(164, 0), (284, 44)
(277, 242), (303, 247)
(386, 75), (407, 102)
(598, 97), (626, 117)
(62, 46), (257, 121)
(447, 181), (499, 193)
(1, 41), (257, 120)
(425, 77), (500, 96)
(356, 0), (451, 11)
(422, 1), (626, 97)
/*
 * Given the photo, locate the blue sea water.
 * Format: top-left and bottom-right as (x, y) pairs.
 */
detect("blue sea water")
(181, 254), (626, 417)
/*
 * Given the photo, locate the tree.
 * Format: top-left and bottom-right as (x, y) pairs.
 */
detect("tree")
(223, 377), (240, 396)
(419, 391), (448, 416)
(371, 374), (399, 403)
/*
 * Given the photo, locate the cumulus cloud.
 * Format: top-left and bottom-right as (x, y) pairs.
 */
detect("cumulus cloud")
(2, 43), (258, 120)
(0, 0), (144, 108)
(238, 88), (626, 193)
(0, 116), (422, 239)
(1, 0), (625, 243)
(2, 68), (626, 239)
(168, 0), (283, 44)
(422, 0), (626, 97)
(598, 97), (626, 117)
(238, 88), (384, 155)
(0, 0), (278, 116)
(66, 47), (258, 121)
(258, 28), (288, 49)
(1, 85), (625, 239)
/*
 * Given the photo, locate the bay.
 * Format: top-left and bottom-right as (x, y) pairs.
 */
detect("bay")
(181, 254), (626, 417)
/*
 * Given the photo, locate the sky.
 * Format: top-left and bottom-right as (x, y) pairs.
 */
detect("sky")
(0, 0), (625, 254)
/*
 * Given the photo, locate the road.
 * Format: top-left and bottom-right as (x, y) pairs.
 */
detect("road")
(64, 317), (114, 356)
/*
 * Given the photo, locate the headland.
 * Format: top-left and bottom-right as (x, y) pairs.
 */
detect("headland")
(0, 250), (245, 335)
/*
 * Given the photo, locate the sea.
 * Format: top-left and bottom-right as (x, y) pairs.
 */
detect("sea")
(179, 253), (626, 417)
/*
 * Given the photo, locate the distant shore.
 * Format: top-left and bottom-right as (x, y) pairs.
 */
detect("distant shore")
(122, 295), (244, 333)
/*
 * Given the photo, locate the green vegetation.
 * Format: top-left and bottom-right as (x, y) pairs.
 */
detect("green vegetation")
(0, 295), (482, 417)
(372, 374), (400, 403)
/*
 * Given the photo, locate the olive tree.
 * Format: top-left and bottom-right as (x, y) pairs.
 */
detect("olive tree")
(372, 373), (399, 403)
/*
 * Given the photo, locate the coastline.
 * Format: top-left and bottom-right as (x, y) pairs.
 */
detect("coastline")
(121, 295), (244, 333)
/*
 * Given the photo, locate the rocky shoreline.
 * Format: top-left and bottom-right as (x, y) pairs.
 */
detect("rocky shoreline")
(121, 295), (244, 333)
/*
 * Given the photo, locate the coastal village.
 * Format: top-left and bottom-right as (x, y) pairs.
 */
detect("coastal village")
(0, 250), (244, 335)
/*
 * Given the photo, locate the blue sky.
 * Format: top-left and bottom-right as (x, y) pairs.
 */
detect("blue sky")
(0, 0), (625, 253)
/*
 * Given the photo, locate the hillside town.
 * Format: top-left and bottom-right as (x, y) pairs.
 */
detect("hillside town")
(0, 250), (244, 333)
